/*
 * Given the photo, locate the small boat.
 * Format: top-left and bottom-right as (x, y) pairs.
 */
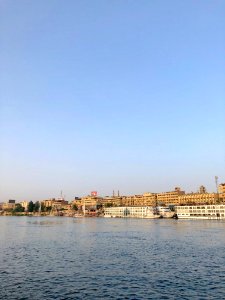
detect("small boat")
(144, 207), (161, 219)
(156, 206), (175, 218)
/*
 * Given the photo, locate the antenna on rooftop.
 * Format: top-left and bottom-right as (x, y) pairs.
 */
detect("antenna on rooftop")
(215, 176), (219, 204)
(215, 176), (219, 193)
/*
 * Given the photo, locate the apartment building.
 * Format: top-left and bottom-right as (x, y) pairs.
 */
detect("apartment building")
(119, 193), (157, 207)
(42, 198), (69, 210)
(219, 183), (225, 201)
(156, 187), (185, 205)
(2, 200), (16, 210)
(100, 196), (123, 207)
(178, 193), (219, 205)
(81, 196), (103, 210)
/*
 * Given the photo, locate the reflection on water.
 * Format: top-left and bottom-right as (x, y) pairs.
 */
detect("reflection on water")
(26, 220), (64, 226)
(0, 217), (225, 299)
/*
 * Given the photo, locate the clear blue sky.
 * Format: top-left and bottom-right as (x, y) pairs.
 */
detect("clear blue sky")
(0, 0), (225, 202)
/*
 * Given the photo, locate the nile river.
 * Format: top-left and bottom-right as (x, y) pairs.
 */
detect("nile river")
(0, 217), (225, 299)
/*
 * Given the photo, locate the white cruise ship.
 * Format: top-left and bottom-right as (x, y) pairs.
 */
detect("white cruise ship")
(104, 206), (160, 219)
(176, 205), (225, 220)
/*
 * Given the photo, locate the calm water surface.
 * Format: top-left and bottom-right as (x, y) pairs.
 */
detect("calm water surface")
(0, 217), (225, 299)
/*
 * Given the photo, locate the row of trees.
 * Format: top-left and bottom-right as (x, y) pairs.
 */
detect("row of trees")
(10, 202), (46, 213)
(27, 201), (54, 212)
(28, 201), (79, 212)
(13, 204), (25, 213)
(10, 201), (79, 214)
(11, 202), (40, 213)
(27, 201), (40, 212)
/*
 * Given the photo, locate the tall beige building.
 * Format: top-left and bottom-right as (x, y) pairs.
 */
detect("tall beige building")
(120, 193), (157, 207)
(156, 187), (185, 205)
(219, 183), (225, 202)
(99, 193), (157, 207)
(219, 183), (225, 193)
(42, 198), (69, 210)
(81, 196), (104, 210)
(101, 196), (123, 207)
(178, 193), (219, 205)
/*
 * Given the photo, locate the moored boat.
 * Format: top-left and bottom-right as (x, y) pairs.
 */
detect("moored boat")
(175, 205), (225, 219)
(104, 206), (161, 219)
(156, 206), (175, 218)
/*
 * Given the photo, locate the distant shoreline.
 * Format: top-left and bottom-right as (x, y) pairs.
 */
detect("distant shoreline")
(0, 212), (85, 217)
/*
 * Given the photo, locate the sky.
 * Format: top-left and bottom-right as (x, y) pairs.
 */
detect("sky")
(0, 0), (225, 202)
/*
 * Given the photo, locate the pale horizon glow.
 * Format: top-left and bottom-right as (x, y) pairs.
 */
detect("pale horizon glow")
(0, 0), (225, 202)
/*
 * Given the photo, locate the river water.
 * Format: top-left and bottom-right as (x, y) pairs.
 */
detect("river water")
(0, 217), (225, 299)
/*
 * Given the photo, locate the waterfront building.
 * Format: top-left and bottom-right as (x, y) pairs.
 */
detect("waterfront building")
(80, 196), (104, 214)
(156, 187), (185, 205)
(121, 195), (142, 206)
(219, 183), (225, 202)
(2, 200), (16, 210)
(120, 193), (157, 207)
(101, 196), (123, 207)
(81, 196), (102, 207)
(42, 198), (68, 210)
(178, 193), (219, 205)
(175, 205), (225, 219)
(20, 201), (29, 211)
(2, 202), (16, 210)
(219, 183), (225, 193)
(71, 198), (82, 208)
(42, 199), (54, 208)
(99, 193), (157, 207)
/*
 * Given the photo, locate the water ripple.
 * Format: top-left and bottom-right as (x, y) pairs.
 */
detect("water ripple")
(0, 217), (225, 299)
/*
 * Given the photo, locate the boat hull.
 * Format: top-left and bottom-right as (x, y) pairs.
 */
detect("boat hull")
(177, 215), (225, 220)
(104, 206), (162, 219)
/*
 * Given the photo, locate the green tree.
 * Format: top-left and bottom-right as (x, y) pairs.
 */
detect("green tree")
(13, 204), (24, 213)
(46, 206), (52, 212)
(34, 201), (40, 212)
(41, 202), (46, 212)
(72, 204), (78, 211)
(28, 201), (34, 212)
(4, 208), (13, 213)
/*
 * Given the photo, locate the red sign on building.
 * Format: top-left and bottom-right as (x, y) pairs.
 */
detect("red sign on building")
(91, 191), (97, 197)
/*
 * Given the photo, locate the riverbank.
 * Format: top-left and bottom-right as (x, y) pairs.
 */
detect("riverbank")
(0, 211), (86, 217)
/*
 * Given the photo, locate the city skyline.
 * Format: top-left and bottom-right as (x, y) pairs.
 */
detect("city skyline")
(1, 179), (224, 203)
(1, 1), (225, 202)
